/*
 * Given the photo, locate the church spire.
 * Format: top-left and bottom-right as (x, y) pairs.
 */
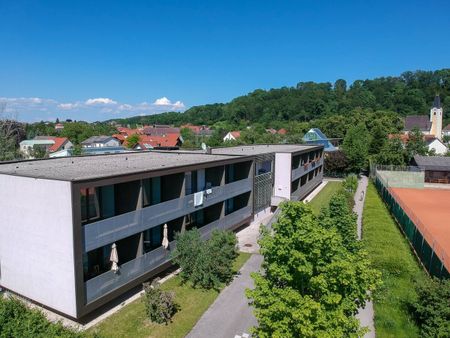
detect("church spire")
(433, 94), (441, 109)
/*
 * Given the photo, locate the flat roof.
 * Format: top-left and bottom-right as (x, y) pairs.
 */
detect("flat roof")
(414, 155), (450, 171)
(0, 151), (247, 182)
(210, 144), (321, 156)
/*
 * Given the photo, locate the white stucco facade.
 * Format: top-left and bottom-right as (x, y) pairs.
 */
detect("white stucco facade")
(273, 152), (292, 200)
(427, 138), (448, 155)
(0, 175), (77, 317)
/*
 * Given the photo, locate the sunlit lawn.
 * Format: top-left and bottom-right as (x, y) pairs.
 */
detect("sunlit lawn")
(307, 181), (342, 214)
(362, 183), (426, 338)
(87, 252), (251, 338)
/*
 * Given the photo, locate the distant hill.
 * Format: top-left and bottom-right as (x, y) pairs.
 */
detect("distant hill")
(107, 69), (450, 127)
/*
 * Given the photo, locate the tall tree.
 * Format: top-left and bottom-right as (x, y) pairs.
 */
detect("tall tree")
(342, 123), (370, 173)
(247, 202), (380, 338)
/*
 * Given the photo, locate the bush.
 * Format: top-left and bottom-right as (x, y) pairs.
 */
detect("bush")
(319, 191), (359, 252)
(143, 279), (177, 324)
(343, 174), (358, 194)
(172, 229), (238, 289)
(410, 278), (450, 338)
(0, 296), (82, 338)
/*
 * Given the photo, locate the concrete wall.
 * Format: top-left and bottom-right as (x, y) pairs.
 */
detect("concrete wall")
(274, 153), (291, 200)
(0, 175), (77, 317)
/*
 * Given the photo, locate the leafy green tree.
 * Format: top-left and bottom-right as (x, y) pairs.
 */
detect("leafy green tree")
(171, 229), (237, 289)
(374, 137), (406, 165)
(410, 278), (450, 338)
(405, 127), (428, 161)
(342, 123), (370, 173)
(368, 122), (387, 155)
(247, 202), (381, 338)
(30, 144), (48, 159)
(125, 133), (141, 149)
(324, 150), (350, 176)
(319, 191), (359, 252)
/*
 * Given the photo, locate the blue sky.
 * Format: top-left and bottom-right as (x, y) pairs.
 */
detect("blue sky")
(1, 0), (449, 122)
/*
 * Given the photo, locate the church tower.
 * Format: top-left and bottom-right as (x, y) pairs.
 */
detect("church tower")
(430, 95), (443, 140)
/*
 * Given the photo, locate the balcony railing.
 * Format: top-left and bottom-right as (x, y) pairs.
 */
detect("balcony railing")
(83, 177), (252, 252)
(291, 158), (323, 182)
(84, 205), (252, 304)
(291, 173), (323, 201)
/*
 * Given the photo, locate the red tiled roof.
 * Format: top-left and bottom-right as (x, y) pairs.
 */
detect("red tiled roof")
(277, 128), (287, 135)
(131, 134), (181, 148)
(230, 131), (241, 138)
(112, 134), (126, 143)
(443, 124), (450, 131)
(388, 133), (440, 144)
(34, 136), (69, 152)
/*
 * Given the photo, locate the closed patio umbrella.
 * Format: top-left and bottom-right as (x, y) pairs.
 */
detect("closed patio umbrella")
(110, 243), (119, 273)
(162, 224), (169, 249)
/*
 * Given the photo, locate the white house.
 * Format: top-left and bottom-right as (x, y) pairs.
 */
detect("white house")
(426, 137), (448, 155)
(81, 136), (121, 148)
(223, 131), (241, 142)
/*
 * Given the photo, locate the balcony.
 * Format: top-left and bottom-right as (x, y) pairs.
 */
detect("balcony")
(291, 158), (323, 182)
(291, 173), (323, 201)
(83, 177), (252, 252)
(84, 205), (252, 304)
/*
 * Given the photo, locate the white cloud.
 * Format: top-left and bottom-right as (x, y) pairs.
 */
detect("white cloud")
(58, 103), (78, 110)
(85, 97), (117, 105)
(153, 97), (172, 106)
(1, 95), (187, 122)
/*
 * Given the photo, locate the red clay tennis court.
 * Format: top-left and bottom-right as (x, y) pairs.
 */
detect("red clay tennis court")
(389, 187), (450, 272)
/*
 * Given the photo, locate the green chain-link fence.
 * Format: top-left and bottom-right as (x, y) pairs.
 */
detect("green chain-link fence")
(374, 174), (449, 279)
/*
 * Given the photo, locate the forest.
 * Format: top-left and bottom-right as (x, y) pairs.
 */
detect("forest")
(109, 69), (450, 136)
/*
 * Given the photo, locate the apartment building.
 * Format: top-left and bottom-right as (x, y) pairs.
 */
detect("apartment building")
(0, 144), (323, 319)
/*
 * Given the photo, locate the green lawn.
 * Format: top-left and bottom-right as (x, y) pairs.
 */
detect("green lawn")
(87, 252), (251, 338)
(362, 183), (426, 338)
(307, 181), (342, 214)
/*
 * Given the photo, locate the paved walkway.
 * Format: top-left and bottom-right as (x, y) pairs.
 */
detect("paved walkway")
(353, 175), (375, 338)
(186, 254), (263, 338)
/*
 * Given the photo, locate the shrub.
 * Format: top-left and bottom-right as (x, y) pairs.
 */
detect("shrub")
(143, 279), (177, 324)
(171, 229), (238, 289)
(319, 191), (359, 252)
(343, 174), (358, 194)
(410, 278), (450, 338)
(0, 296), (82, 338)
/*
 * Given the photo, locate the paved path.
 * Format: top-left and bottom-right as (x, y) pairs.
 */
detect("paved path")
(186, 254), (263, 338)
(353, 175), (375, 338)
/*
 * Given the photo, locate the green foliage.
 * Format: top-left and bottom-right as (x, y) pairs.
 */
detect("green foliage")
(324, 151), (349, 177)
(247, 202), (381, 337)
(374, 136), (406, 166)
(409, 278), (450, 338)
(30, 144), (48, 159)
(405, 127), (429, 161)
(171, 229), (237, 289)
(342, 123), (370, 173)
(319, 191), (359, 253)
(125, 133), (140, 149)
(142, 279), (177, 324)
(0, 297), (83, 338)
(343, 174), (358, 194)
(108, 69), (450, 129)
